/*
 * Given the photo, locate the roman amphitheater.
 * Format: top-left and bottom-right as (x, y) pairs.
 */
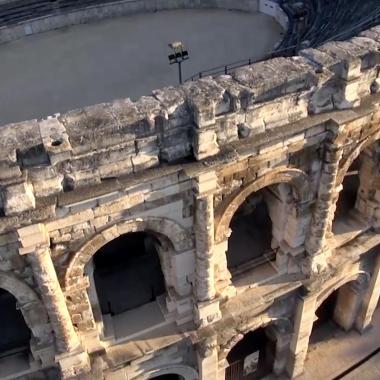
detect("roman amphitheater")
(1, 0), (380, 379)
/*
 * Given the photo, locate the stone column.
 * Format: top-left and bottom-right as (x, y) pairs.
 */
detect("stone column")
(266, 321), (293, 376)
(193, 172), (221, 327)
(195, 194), (216, 302)
(18, 224), (80, 353)
(333, 282), (364, 331)
(355, 145), (380, 228)
(356, 254), (380, 332)
(28, 247), (81, 353)
(306, 121), (344, 273)
(197, 337), (219, 380)
(286, 294), (317, 378)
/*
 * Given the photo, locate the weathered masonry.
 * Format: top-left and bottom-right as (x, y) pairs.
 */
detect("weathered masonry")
(1, 25), (380, 380)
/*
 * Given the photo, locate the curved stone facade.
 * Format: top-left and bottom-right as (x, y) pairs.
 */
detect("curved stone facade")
(0, 20), (380, 380)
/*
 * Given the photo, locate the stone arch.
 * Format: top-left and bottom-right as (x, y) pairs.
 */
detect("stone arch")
(65, 217), (193, 288)
(315, 270), (370, 310)
(0, 270), (52, 345)
(220, 316), (281, 360)
(137, 364), (198, 380)
(223, 319), (282, 380)
(215, 167), (311, 243)
(335, 130), (380, 187)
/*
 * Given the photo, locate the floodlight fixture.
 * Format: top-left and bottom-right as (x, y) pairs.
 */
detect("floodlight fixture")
(168, 41), (189, 84)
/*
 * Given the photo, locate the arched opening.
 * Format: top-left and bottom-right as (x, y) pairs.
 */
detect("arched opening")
(225, 328), (275, 380)
(87, 232), (169, 343)
(332, 158), (361, 236)
(227, 183), (293, 284)
(309, 290), (340, 345)
(310, 279), (363, 348)
(332, 141), (380, 243)
(150, 375), (184, 380)
(0, 288), (32, 376)
(93, 232), (165, 315)
(301, 279), (372, 378)
(228, 191), (273, 271)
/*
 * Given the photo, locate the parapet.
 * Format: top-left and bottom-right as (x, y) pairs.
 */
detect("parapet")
(1, 26), (380, 219)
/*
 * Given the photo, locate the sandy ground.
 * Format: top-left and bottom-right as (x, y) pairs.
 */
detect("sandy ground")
(299, 307), (380, 380)
(0, 9), (283, 125)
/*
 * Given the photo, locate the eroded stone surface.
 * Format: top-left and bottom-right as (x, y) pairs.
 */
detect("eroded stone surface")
(0, 23), (380, 380)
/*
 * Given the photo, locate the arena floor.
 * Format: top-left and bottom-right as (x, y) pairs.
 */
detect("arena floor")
(0, 9), (283, 125)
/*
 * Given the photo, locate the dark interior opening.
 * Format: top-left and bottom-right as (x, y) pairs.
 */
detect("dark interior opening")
(226, 328), (274, 380)
(93, 232), (166, 316)
(0, 288), (31, 358)
(228, 190), (273, 271)
(333, 158), (361, 226)
(310, 289), (339, 345)
(151, 375), (184, 380)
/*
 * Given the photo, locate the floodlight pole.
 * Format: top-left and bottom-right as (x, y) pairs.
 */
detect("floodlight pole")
(168, 41), (189, 85)
(178, 60), (183, 85)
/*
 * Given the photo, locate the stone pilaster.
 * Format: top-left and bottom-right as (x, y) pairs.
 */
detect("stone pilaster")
(355, 145), (380, 228)
(286, 294), (317, 378)
(197, 337), (219, 380)
(333, 282), (365, 331)
(194, 194), (216, 302)
(266, 321), (293, 376)
(18, 224), (91, 379)
(356, 254), (380, 332)
(193, 172), (221, 327)
(18, 224), (80, 352)
(28, 246), (81, 353)
(306, 123), (344, 273)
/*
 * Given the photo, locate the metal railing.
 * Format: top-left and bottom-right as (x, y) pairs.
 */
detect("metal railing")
(185, 44), (297, 82)
(186, 3), (380, 82)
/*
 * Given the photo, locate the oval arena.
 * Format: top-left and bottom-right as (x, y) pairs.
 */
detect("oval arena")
(0, 1), (380, 380)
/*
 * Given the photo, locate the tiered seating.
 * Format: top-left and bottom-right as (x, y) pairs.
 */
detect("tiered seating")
(0, 0), (124, 27)
(0, 0), (378, 44)
(278, 0), (380, 52)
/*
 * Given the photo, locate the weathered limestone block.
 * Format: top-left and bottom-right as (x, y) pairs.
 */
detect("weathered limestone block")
(98, 159), (133, 178)
(29, 248), (81, 352)
(197, 337), (219, 380)
(65, 169), (101, 189)
(356, 255), (380, 331)
(194, 189), (217, 305)
(232, 57), (318, 103)
(214, 116), (239, 144)
(33, 174), (64, 197)
(57, 350), (91, 380)
(350, 36), (380, 69)
(133, 95), (163, 132)
(131, 151), (159, 172)
(360, 26), (380, 45)
(357, 68), (378, 97)
(183, 77), (228, 128)
(333, 283), (363, 331)
(171, 250), (194, 296)
(59, 105), (115, 155)
(160, 126), (192, 161)
(4, 182), (36, 215)
(46, 209), (94, 232)
(287, 295), (317, 378)
(193, 129), (219, 160)
(153, 86), (191, 128)
(318, 42), (362, 80)
(0, 120), (40, 180)
(39, 117), (72, 165)
(215, 75), (254, 111)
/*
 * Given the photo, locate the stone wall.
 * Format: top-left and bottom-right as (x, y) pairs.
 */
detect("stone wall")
(0, 24), (380, 380)
(0, 0), (261, 44)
